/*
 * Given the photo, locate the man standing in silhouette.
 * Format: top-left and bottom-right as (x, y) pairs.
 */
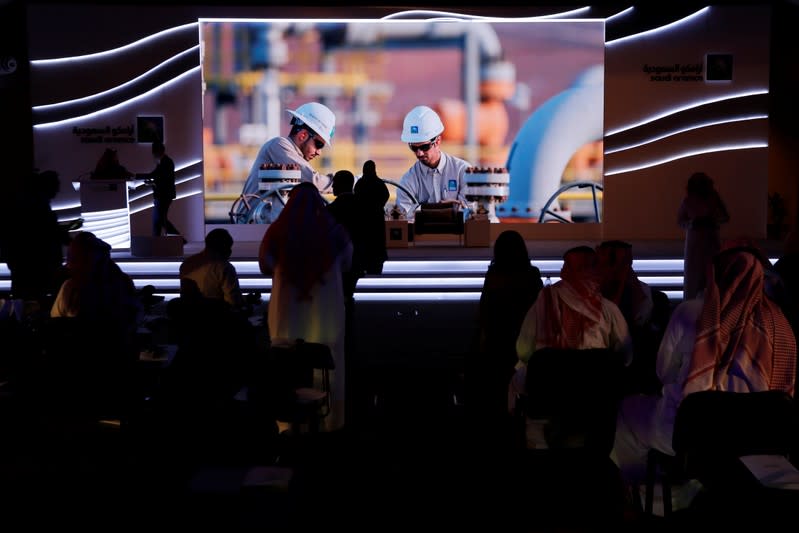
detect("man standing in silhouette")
(148, 141), (184, 242)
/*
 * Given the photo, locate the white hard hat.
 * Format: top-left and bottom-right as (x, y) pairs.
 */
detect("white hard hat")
(287, 102), (336, 146)
(401, 105), (444, 143)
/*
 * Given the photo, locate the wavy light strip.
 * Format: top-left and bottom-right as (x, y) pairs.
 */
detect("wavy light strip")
(604, 6), (635, 23)
(33, 46), (200, 113)
(33, 67), (201, 129)
(30, 23), (199, 65)
(52, 201), (83, 211)
(605, 143), (767, 176)
(82, 207), (129, 221)
(532, 7), (593, 20)
(605, 90), (769, 136)
(129, 167), (203, 201)
(378, 8), (592, 20)
(605, 6), (710, 47)
(604, 114), (768, 155)
(129, 189), (204, 215)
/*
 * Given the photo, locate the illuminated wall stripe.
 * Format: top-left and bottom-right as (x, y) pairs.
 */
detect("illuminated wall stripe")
(604, 115), (768, 155)
(33, 67), (201, 129)
(129, 189), (204, 215)
(605, 90), (769, 137)
(605, 6), (709, 47)
(30, 23), (199, 64)
(605, 143), (767, 176)
(376, 8), (593, 20)
(32, 46), (200, 119)
(604, 6), (635, 23)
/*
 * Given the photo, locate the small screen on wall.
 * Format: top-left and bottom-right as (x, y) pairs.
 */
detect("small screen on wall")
(705, 54), (733, 81)
(137, 116), (165, 143)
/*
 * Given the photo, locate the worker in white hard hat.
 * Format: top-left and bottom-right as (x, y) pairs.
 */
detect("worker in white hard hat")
(395, 105), (471, 218)
(241, 101), (337, 196)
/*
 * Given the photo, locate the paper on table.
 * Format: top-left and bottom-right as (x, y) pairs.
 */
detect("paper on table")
(242, 466), (293, 490)
(739, 454), (799, 490)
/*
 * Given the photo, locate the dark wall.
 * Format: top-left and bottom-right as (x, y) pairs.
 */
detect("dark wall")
(0, 0), (32, 191)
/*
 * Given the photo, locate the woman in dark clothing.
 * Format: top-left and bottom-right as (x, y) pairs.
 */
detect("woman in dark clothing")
(353, 160), (389, 275)
(467, 229), (543, 445)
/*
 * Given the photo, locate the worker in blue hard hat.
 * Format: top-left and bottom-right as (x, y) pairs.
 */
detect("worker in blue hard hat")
(395, 105), (471, 219)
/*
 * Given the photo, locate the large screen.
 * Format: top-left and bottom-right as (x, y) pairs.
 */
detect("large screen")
(199, 18), (605, 225)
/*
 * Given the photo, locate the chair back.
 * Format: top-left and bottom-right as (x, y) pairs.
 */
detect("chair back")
(35, 316), (137, 421)
(522, 347), (626, 454)
(673, 390), (798, 473)
(268, 339), (335, 423)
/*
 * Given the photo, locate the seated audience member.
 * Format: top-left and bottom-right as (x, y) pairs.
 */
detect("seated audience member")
(596, 240), (654, 329)
(596, 240), (661, 394)
(46, 231), (142, 417)
(51, 231), (141, 331)
(143, 289), (267, 472)
(179, 228), (245, 311)
(469, 230), (543, 443)
(152, 231), (261, 464)
(611, 244), (796, 492)
(509, 246), (633, 412)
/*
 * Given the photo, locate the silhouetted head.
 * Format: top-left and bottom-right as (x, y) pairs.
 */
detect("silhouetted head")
(205, 228), (234, 259)
(362, 160), (377, 178)
(67, 231), (112, 274)
(596, 240), (633, 268)
(33, 169), (60, 199)
(491, 230), (530, 270)
(561, 245), (599, 284)
(686, 172), (714, 197)
(332, 170), (355, 196)
(152, 141), (166, 158)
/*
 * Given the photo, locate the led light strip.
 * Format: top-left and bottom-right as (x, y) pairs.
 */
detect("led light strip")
(33, 67), (201, 129)
(31, 23), (199, 65)
(605, 6), (709, 47)
(110, 258), (701, 276)
(0, 282), (688, 303)
(376, 7), (596, 21)
(604, 7), (635, 23)
(605, 143), (767, 176)
(127, 275), (686, 294)
(605, 90), (769, 137)
(604, 115), (768, 155)
(32, 46), (201, 113)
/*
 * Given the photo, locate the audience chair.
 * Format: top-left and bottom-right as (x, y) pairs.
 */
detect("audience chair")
(35, 317), (138, 421)
(269, 339), (335, 435)
(514, 347), (628, 528)
(644, 389), (798, 518)
(517, 347), (627, 453)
